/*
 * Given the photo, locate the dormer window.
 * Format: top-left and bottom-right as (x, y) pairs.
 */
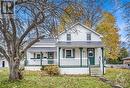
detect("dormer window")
(87, 33), (91, 41)
(67, 34), (71, 41)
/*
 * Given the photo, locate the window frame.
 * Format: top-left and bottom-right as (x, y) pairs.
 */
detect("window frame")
(65, 49), (73, 58)
(86, 33), (91, 41)
(67, 34), (71, 41)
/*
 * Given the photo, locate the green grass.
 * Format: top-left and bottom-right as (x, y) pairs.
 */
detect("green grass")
(104, 68), (130, 88)
(0, 68), (111, 88)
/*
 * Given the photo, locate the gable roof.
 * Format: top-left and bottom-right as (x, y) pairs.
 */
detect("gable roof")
(58, 22), (103, 37)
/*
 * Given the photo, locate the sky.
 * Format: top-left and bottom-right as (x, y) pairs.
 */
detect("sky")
(102, 0), (130, 42)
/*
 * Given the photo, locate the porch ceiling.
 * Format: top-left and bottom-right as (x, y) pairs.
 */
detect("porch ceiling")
(56, 41), (104, 48)
(27, 47), (57, 52)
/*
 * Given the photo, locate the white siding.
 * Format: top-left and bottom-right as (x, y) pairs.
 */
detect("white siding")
(32, 43), (56, 47)
(58, 25), (101, 42)
(95, 48), (102, 65)
(27, 52), (34, 59)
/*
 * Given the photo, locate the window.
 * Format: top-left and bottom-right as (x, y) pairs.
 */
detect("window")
(37, 54), (41, 59)
(65, 49), (73, 58)
(87, 33), (91, 40)
(67, 34), (71, 41)
(88, 51), (94, 57)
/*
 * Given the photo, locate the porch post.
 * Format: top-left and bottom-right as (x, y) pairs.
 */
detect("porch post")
(101, 47), (104, 75)
(58, 47), (61, 67)
(25, 56), (27, 66)
(40, 52), (43, 66)
(79, 47), (83, 67)
(25, 52), (29, 66)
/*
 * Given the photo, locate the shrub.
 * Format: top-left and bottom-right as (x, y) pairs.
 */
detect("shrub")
(41, 65), (60, 76)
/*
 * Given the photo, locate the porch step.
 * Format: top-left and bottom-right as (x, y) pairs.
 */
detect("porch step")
(90, 67), (102, 76)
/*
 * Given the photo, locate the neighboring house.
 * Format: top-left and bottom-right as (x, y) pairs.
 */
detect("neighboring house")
(0, 57), (8, 68)
(26, 23), (105, 75)
(123, 57), (130, 65)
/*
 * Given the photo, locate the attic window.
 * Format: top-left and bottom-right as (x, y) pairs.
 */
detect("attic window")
(87, 33), (91, 41)
(67, 34), (71, 41)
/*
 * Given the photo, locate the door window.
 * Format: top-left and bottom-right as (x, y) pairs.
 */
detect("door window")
(88, 51), (94, 57)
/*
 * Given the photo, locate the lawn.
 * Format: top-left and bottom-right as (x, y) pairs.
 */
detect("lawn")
(104, 68), (130, 88)
(0, 68), (111, 88)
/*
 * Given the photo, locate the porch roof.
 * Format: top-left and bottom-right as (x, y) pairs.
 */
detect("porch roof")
(56, 41), (104, 47)
(27, 47), (57, 52)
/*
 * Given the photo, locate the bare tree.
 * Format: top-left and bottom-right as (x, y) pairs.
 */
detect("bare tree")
(82, 0), (103, 28)
(0, 0), (70, 80)
(123, 2), (130, 49)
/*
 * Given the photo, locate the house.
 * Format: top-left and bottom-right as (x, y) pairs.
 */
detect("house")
(25, 23), (105, 75)
(0, 58), (8, 68)
(123, 57), (130, 66)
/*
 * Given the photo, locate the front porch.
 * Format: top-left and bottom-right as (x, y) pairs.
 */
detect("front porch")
(25, 47), (104, 67)
(25, 45), (105, 75)
(58, 47), (103, 67)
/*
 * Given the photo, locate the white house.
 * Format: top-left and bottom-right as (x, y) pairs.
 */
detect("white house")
(26, 23), (105, 75)
(0, 58), (8, 68)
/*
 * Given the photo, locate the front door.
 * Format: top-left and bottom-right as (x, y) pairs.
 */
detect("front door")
(48, 52), (54, 64)
(2, 61), (5, 67)
(87, 48), (95, 65)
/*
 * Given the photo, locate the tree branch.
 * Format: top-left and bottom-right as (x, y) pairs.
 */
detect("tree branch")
(0, 46), (10, 61)
(21, 35), (44, 53)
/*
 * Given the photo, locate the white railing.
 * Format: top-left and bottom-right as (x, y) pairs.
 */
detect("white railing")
(42, 59), (58, 65)
(60, 58), (88, 66)
(26, 58), (88, 66)
(27, 59), (41, 65)
(26, 59), (58, 66)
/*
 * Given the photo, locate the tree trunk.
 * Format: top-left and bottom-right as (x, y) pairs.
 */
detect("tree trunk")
(8, 58), (23, 80)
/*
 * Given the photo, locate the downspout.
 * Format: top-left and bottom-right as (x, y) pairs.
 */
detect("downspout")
(79, 47), (83, 67)
(101, 47), (104, 75)
(58, 47), (61, 67)
(40, 52), (43, 66)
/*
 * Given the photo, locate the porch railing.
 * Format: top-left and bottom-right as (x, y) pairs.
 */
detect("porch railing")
(26, 58), (58, 66)
(60, 58), (88, 67)
(25, 58), (88, 66)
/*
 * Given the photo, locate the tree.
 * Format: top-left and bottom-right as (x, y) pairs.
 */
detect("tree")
(107, 47), (128, 64)
(96, 12), (120, 60)
(118, 47), (128, 63)
(58, 3), (84, 33)
(123, 2), (130, 49)
(58, 0), (103, 33)
(0, 0), (78, 80)
(83, 0), (103, 28)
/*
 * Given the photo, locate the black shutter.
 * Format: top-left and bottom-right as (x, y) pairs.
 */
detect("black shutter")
(63, 49), (65, 58)
(34, 53), (36, 58)
(41, 52), (43, 59)
(73, 49), (75, 58)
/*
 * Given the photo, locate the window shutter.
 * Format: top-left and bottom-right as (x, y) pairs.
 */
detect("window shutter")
(41, 52), (43, 59)
(73, 49), (75, 58)
(63, 49), (65, 58)
(34, 53), (36, 58)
